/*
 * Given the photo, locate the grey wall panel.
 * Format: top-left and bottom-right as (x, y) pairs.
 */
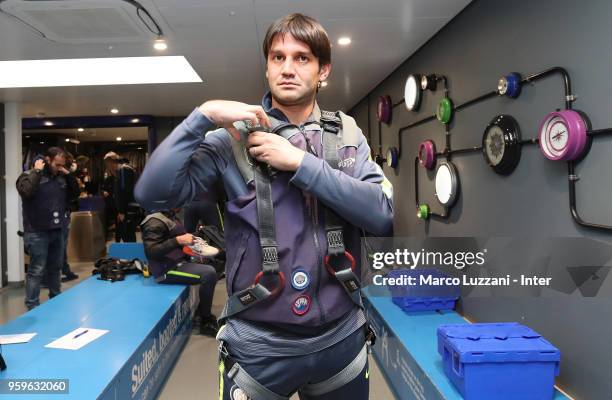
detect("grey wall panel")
(348, 0), (612, 398)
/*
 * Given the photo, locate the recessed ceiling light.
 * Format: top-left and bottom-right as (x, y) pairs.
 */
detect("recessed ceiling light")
(116, 137), (122, 141)
(39, 141), (44, 144)
(338, 37), (352, 46)
(320, 81), (328, 88)
(65, 138), (70, 142)
(110, 108), (119, 114)
(137, 147), (143, 150)
(77, 127), (84, 132)
(153, 39), (168, 51)
(131, 118), (140, 123)
(0, 56), (201, 88)
(44, 121), (54, 126)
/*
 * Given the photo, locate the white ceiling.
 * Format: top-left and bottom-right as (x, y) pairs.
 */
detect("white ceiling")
(0, 0), (471, 118)
(24, 126), (148, 142)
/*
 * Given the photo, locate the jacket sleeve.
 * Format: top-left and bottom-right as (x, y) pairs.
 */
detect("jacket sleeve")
(134, 108), (232, 212)
(16, 170), (42, 199)
(142, 218), (182, 260)
(290, 130), (394, 236)
(116, 167), (135, 213)
(65, 173), (80, 206)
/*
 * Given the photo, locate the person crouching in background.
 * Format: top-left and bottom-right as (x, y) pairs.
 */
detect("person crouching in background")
(141, 208), (220, 336)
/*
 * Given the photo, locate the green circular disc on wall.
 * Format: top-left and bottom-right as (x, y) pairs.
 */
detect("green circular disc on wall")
(436, 97), (453, 124)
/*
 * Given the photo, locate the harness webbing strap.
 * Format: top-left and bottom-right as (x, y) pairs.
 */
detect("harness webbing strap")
(321, 113), (363, 308)
(299, 343), (368, 397)
(221, 123), (282, 322)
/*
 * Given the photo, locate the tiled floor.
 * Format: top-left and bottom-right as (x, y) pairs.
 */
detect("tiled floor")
(1, 261), (395, 400)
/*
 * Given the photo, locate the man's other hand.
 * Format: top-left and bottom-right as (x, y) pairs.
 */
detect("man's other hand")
(247, 132), (305, 172)
(198, 100), (272, 141)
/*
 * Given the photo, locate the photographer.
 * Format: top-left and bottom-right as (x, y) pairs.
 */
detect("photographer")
(17, 147), (79, 310)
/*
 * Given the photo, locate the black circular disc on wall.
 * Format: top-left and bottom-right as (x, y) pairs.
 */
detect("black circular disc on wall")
(482, 114), (522, 175)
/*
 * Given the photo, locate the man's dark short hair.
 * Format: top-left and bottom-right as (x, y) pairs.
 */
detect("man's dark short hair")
(263, 13), (331, 67)
(45, 147), (66, 160)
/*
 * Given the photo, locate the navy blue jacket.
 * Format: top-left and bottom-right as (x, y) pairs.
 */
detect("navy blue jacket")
(17, 167), (79, 232)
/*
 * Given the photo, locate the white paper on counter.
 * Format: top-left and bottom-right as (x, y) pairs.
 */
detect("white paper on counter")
(0, 333), (37, 345)
(45, 328), (109, 350)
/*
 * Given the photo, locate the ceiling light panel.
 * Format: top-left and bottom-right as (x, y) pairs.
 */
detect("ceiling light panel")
(0, 56), (202, 88)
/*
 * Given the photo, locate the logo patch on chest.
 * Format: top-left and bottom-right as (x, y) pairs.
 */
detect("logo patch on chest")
(291, 294), (311, 316)
(337, 157), (355, 169)
(291, 269), (310, 291)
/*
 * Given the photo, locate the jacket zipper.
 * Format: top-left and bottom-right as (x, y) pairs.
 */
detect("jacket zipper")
(299, 124), (326, 324)
(273, 122), (326, 324)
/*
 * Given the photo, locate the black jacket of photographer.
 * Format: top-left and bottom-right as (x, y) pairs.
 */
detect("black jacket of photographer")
(112, 161), (136, 214)
(16, 166), (80, 232)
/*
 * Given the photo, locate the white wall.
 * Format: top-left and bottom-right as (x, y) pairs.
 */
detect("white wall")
(4, 103), (24, 283)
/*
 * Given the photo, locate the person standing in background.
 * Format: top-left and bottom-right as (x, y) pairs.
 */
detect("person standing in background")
(61, 152), (80, 282)
(101, 170), (116, 240)
(17, 147), (79, 310)
(104, 151), (137, 242)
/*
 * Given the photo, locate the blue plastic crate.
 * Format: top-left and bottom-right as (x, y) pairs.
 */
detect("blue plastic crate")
(387, 268), (460, 312)
(437, 323), (561, 400)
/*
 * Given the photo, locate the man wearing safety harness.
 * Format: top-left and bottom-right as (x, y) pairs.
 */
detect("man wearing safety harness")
(135, 13), (393, 400)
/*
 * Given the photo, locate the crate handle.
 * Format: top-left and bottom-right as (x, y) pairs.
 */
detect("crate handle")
(443, 347), (450, 360)
(452, 350), (463, 377)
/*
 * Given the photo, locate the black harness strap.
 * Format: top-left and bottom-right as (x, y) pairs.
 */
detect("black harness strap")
(220, 123), (284, 322)
(320, 112), (363, 307)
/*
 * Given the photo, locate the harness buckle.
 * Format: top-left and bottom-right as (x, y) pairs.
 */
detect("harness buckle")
(262, 246), (279, 265)
(253, 271), (286, 297)
(324, 251), (356, 276)
(323, 124), (340, 134)
(227, 363), (240, 380)
(326, 230), (344, 251)
(365, 324), (377, 347)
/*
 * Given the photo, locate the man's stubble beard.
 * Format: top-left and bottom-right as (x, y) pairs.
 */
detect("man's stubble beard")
(270, 85), (316, 108)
